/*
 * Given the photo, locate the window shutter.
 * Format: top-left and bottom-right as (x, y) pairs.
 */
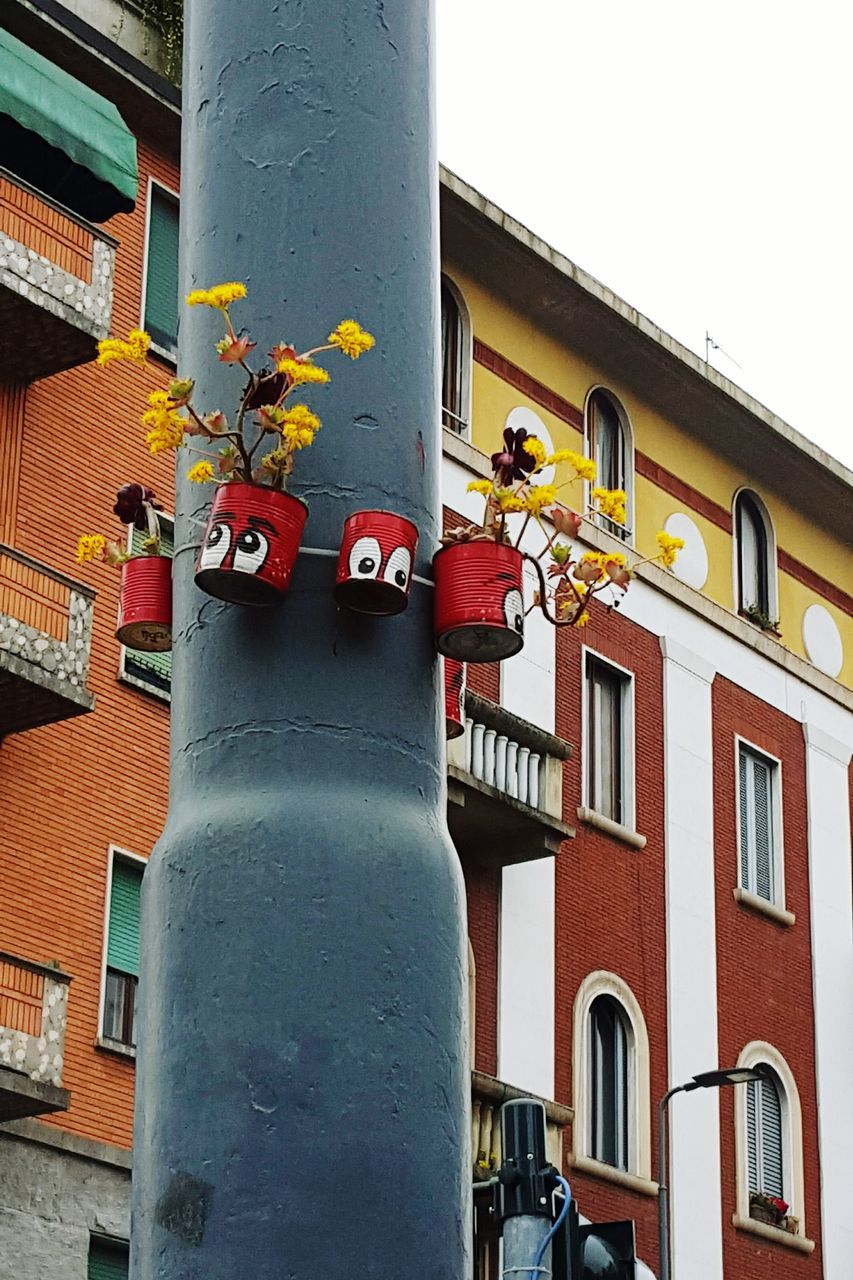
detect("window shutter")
(107, 860), (142, 977)
(751, 757), (774, 902)
(746, 1080), (759, 1192)
(144, 188), (179, 354)
(738, 749), (750, 888)
(588, 996), (630, 1172)
(125, 522), (173, 692)
(88, 1241), (128, 1280)
(759, 1077), (784, 1198)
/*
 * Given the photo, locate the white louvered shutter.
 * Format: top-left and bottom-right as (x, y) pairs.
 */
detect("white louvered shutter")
(746, 1080), (759, 1192)
(752, 757), (774, 902)
(738, 750), (750, 887)
(759, 1076), (784, 1198)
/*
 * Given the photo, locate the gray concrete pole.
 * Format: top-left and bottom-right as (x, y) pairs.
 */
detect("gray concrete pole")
(130, 4), (470, 1279)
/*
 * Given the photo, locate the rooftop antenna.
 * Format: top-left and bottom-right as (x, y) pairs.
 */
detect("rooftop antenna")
(705, 330), (742, 371)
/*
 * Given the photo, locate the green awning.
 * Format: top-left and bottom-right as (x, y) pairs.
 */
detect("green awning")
(0, 26), (137, 222)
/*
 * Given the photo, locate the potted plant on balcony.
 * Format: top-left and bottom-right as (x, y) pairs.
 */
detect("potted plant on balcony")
(749, 1191), (789, 1228)
(435, 427), (684, 662)
(76, 484), (171, 652)
(97, 290), (375, 607)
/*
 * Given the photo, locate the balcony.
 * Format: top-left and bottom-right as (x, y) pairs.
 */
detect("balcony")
(0, 951), (71, 1121)
(471, 1070), (573, 1183)
(0, 544), (95, 738)
(447, 692), (574, 864)
(0, 167), (116, 382)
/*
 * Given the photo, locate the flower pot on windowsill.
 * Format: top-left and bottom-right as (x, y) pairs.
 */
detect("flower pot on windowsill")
(334, 510), (418, 616)
(195, 482), (308, 606)
(116, 555), (172, 652)
(433, 540), (524, 663)
(749, 1192), (788, 1228)
(443, 658), (466, 739)
(749, 1204), (779, 1226)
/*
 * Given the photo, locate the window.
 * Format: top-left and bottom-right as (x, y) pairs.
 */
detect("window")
(121, 516), (173, 698)
(737, 741), (782, 905)
(143, 182), (179, 360)
(101, 853), (143, 1050)
(88, 1237), (128, 1280)
(747, 1070), (784, 1201)
(734, 490), (777, 624)
(440, 276), (471, 436)
(572, 971), (652, 1181)
(585, 389), (632, 540)
(734, 1042), (807, 1239)
(589, 995), (630, 1170)
(584, 652), (633, 827)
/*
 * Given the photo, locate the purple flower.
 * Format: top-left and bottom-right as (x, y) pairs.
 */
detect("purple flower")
(491, 427), (536, 485)
(113, 483), (162, 531)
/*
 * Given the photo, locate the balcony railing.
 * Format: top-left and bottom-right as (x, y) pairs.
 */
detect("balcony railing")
(0, 167), (117, 381)
(447, 691), (574, 864)
(0, 951), (71, 1121)
(0, 543), (96, 737)
(471, 1071), (573, 1182)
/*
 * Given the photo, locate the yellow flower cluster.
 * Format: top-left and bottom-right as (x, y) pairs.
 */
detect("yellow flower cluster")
(142, 389), (186, 455)
(187, 460), (215, 484)
(495, 488), (525, 514)
(523, 437), (547, 468)
(280, 404), (320, 450)
(550, 449), (596, 481)
(186, 282), (247, 310)
(328, 319), (375, 359)
(260, 448), (289, 475)
(96, 328), (150, 368)
(524, 484), (557, 515)
(656, 531), (684, 568)
(276, 357), (331, 386)
(467, 479), (494, 496)
(76, 534), (106, 564)
(592, 487), (627, 525)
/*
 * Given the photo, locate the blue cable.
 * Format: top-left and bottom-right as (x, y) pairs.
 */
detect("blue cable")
(532, 1174), (572, 1274)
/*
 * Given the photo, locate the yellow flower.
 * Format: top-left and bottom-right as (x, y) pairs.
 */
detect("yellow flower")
(495, 488), (526, 514)
(277, 357), (331, 385)
(96, 328), (150, 368)
(186, 282), (247, 310)
(575, 610), (591, 627)
(76, 534), (106, 564)
(467, 479), (494, 496)
(547, 449), (596, 482)
(524, 484), (558, 515)
(656, 530), (684, 568)
(260, 448), (289, 474)
(146, 421), (186, 454)
(592, 487), (627, 524)
(328, 319), (375, 359)
(523, 437), (547, 468)
(187, 460), (215, 484)
(141, 389), (186, 454)
(280, 404), (321, 450)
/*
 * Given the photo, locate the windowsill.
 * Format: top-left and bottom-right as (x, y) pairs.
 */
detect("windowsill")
(733, 887), (795, 927)
(576, 807), (647, 850)
(95, 1035), (136, 1061)
(568, 1153), (658, 1197)
(148, 341), (178, 369)
(118, 669), (171, 704)
(732, 1214), (814, 1253)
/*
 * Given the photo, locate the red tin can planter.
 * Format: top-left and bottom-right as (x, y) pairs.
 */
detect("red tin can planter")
(195, 482), (308, 606)
(444, 658), (466, 740)
(116, 555), (172, 652)
(434, 541), (525, 662)
(334, 509), (418, 616)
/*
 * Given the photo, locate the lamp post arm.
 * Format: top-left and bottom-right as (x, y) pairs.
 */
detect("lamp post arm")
(657, 1084), (690, 1280)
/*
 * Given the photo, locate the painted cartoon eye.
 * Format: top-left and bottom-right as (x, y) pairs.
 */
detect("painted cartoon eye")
(383, 545), (412, 590)
(503, 588), (524, 636)
(232, 527), (270, 574)
(199, 522), (232, 570)
(349, 536), (381, 579)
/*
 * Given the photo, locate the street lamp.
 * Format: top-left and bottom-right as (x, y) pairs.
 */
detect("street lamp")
(657, 1066), (767, 1280)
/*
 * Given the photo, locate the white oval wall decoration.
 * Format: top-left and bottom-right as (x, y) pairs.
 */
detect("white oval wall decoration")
(802, 604), (843, 677)
(663, 512), (708, 590)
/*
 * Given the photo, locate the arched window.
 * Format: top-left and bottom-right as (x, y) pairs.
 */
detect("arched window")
(440, 276), (471, 437)
(572, 971), (652, 1182)
(589, 995), (630, 1169)
(734, 490), (777, 623)
(585, 389), (633, 541)
(734, 1042), (809, 1241)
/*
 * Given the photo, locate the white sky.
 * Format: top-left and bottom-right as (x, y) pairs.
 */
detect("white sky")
(436, 0), (853, 472)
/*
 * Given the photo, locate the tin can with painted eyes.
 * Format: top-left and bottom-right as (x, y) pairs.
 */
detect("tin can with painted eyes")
(195, 482), (308, 606)
(433, 541), (525, 662)
(117, 555), (172, 651)
(334, 510), (419, 616)
(443, 658), (466, 739)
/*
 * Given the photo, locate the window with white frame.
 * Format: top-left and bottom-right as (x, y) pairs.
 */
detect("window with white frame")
(142, 182), (179, 361)
(101, 852), (144, 1051)
(585, 388), (632, 541)
(88, 1236), (128, 1280)
(734, 1042), (807, 1238)
(584, 652), (633, 827)
(588, 994), (630, 1170)
(440, 275), (471, 437)
(737, 741), (781, 904)
(734, 490), (777, 624)
(120, 515), (173, 698)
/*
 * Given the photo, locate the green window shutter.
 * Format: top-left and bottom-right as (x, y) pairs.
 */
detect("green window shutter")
(125, 521), (173, 693)
(107, 859), (143, 977)
(88, 1240), (129, 1280)
(144, 187), (179, 354)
